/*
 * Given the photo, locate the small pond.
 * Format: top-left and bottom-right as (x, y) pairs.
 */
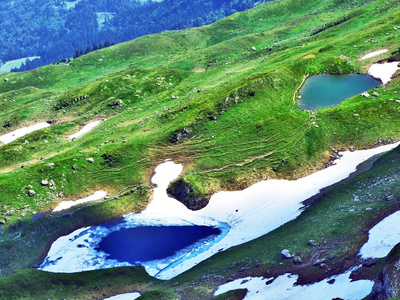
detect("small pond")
(298, 74), (381, 110)
(97, 225), (221, 263)
(39, 217), (227, 275)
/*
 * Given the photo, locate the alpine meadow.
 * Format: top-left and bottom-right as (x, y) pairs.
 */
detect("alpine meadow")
(1, 0), (400, 299)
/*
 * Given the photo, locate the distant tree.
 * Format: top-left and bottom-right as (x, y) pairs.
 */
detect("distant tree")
(73, 49), (84, 59)
(85, 46), (93, 54)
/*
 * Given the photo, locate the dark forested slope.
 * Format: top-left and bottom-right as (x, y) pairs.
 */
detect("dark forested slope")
(0, 0), (269, 71)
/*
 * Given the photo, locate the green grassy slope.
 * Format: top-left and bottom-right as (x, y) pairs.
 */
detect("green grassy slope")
(0, 0), (400, 298)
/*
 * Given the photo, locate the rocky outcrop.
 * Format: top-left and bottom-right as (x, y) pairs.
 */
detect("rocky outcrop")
(27, 190), (36, 197)
(281, 249), (293, 259)
(169, 128), (193, 143)
(367, 243), (400, 299)
(167, 179), (208, 210)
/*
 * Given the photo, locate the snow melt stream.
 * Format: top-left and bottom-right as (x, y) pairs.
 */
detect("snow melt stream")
(39, 142), (400, 279)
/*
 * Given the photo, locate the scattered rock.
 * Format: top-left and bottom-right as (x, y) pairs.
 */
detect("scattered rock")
(385, 195), (394, 201)
(28, 190), (36, 197)
(372, 92), (380, 97)
(353, 114), (359, 117)
(313, 258), (325, 266)
(265, 278), (275, 285)
(170, 128), (193, 143)
(307, 240), (317, 246)
(107, 100), (123, 107)
(41, 180), (49, 186)
(251, 46), (256, 51)
(327, 279), (336, 284)
(361, 92), (370, 98)
(281, 249), (292, 259)
(86, 158), (94, 163)
(293, 257), (302, 265)
(4, 78), (9, 82)
(363, 258), (377, 267)
(366, 207), (372, 211)
(213, 275), (224, 281)
(47, 163), (55, 167)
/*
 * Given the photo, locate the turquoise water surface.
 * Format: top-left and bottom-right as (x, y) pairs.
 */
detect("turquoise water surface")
(298, 74), (381, 110)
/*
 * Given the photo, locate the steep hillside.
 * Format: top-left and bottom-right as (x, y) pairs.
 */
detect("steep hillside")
(0, 0), (400, 298)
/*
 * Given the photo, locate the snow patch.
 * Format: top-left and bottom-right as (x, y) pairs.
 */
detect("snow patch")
(39, 142), (400, 279)
(214, 267), (373, 300)
(103, 292), (141, 300)
(361, 49), (388, 60)
(0, 122), (50, 145)
(359, 210), (400, 259)
(68, 120), (103, 139)
(368, 61), (399, 85)
(53, 191), (107, 212)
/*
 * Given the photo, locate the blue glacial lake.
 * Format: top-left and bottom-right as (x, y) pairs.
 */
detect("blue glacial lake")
(298, 74), (381, 110)
(97, 225), (221, 263)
